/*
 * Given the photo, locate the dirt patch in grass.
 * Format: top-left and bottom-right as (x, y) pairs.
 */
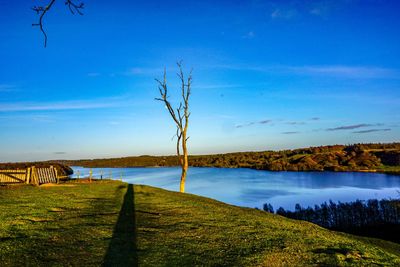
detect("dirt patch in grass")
(40, 183), (76, 187)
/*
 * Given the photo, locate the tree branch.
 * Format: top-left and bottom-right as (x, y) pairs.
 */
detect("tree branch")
(154, 68), (183, 130)
(32, 0), (84, 47)
(65, 0), (85, 15)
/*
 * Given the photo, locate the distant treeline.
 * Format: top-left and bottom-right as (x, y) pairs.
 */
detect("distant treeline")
(263, 198), (400, 243)
(56, 143), (400, 173)
(0, 162), (73, 176)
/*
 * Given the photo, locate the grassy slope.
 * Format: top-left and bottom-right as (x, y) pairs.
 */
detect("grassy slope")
(0, 181), (399, 266)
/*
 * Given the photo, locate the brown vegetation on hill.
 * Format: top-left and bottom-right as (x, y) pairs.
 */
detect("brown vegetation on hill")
(56, 143), (400, 173)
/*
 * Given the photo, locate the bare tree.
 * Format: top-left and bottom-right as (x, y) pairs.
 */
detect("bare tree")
(155, 62), (192, 193)
(32, 0), (84, 47)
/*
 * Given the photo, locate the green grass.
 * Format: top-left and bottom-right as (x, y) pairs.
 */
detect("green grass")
(1, 181), (400, 266)
(377, 165), (400, 174)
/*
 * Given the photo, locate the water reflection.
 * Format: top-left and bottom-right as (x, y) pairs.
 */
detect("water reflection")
(71, 167), (400, 210)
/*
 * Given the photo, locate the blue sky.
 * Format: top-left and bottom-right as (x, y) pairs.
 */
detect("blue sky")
(0, 0), (399, 162)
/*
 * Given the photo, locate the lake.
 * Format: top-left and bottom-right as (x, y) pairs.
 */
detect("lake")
(71, 166), (400, 210)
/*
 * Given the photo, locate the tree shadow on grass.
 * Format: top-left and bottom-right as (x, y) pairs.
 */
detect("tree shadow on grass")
(103, 184), (138, 266)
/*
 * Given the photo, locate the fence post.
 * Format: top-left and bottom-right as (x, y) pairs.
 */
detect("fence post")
(26, 167), (31, 184)
(50, 165), (55, 184)
(31, 166), (38, 186)
(89, 169), (93, 183)
(55, 168), (59, 184)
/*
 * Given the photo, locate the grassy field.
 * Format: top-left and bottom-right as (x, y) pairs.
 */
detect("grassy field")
(1, 181), (400, 266)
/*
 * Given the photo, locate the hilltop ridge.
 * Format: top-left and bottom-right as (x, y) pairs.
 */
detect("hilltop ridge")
(55, 143), (400, 174)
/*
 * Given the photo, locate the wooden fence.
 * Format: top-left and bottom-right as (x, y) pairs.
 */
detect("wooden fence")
(0, 166), (62, 185)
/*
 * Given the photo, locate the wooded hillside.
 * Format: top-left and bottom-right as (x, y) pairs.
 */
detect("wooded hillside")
(56, 143), (400, 173)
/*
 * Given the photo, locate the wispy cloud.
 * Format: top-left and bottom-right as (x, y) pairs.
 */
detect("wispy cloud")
(196, 84), (243, 90)
(286, 121), (306, 125)
(31, 115), (56, 123)
(236, 122), (255, 128)
(353, 129), (391, 134)
(310, 117), (320, 121)
(236, 119), (272, 128)
(0, 98), (124, 112)
(282, 131), (300, 134)
(124, 67), (164, 76)
(213, 64), (400, 79)
(0, 114), (55, 123)
(309, 6), (328, 17)
(257, 90), (400, 106)
(54, 152), (67, 155)
(242, 31), (255, 39)
(0, 84), (17, 92)
(213, 114), (235, 119)
(284, 66), (399, 79)
(327, 123), (383, 131)
(267, 0), (348, 20)
(87, 72), (101, 77)
(271, 8), (298, 19)
(92, 67), (165, 77)
(236, 118), (315, 129)
(309, 0), (332, 17)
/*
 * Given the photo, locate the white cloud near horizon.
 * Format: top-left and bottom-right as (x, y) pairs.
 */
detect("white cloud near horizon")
(106, 63), (399, 81)
(0, 114), (56, 123)
(272, 91), (400, 106)
(285, 65), (399, 79)
(0, 97), (126, 112)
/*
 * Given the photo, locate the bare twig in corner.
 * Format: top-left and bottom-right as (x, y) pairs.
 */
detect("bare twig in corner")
(32, 0), (85, 47)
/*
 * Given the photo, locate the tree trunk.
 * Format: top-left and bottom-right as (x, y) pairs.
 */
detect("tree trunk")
(155, 62), (191, 193)
(180, 132), (189, 193)
(179, 164), (187, 193)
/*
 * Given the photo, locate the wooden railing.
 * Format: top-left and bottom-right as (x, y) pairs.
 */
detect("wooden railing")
(0, 169), (27, 184)
(0, 166), (61, 185)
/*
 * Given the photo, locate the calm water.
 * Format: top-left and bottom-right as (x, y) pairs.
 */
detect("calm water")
(71, 166), (400, 210)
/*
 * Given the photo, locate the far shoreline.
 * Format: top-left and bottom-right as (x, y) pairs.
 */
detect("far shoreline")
(2, 143), (400, 176)
(69, 165), (400, 176)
